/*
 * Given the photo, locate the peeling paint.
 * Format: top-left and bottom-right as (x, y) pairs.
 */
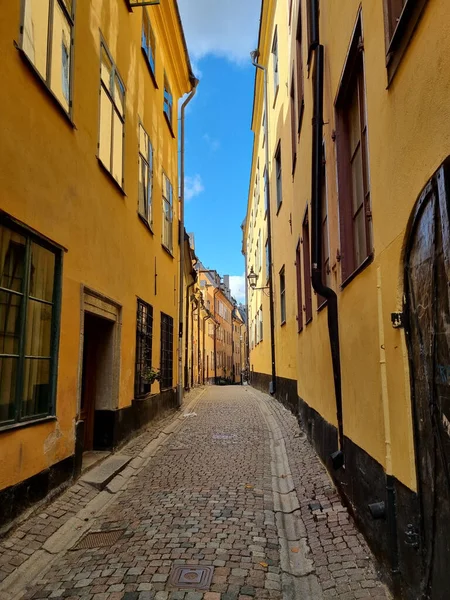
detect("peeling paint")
(44, 423), (63, 456)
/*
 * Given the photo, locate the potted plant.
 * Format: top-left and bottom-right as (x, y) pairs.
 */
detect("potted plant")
(142, 366), (162, 385)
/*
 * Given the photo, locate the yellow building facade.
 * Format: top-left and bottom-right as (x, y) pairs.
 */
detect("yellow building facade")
(0, 0), (195, 527)
(245, 0), (450, 597)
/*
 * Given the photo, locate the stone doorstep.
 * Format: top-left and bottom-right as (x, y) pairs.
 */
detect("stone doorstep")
(80, 455), (133, 490)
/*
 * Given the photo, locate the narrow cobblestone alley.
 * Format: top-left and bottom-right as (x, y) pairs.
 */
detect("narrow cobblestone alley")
(0, 387), (390, 600)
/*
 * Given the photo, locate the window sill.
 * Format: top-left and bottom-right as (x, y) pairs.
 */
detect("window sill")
(292, 153), (297, 176)
(0, 415), (56, 434)
(341, 253), (373, 289)
(297, 100), (305, 136)
(138, 213), (154, 234)
(317, 299), (327, 313)
(163, 112), (176, 138)
(280, 319), (286, 327)
(305, 316), (313, 326)
(97, 158), (126, 195)
(162, 243), (174, 258)
(16, 45), (75, 129)
(141, 47), (158, 89)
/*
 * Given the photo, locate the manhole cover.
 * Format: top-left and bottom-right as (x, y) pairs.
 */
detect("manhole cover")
(71, 529), (125, 550)
(169, 565), (214, 590)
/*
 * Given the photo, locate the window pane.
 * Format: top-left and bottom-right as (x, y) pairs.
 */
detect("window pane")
(112, 111), (123, 183)
(0, 292), (22, 356)
(101, 46), (113, 88)
(50, 2), (71, 111)
(99, 88), (112, 169)
(25, 300), (52, 357)
(0, 358), (17, 423)
(23, 0), (50, 79)
(138, 156), (149, 220)
(114, 73), (125, 116)
(22, 358), (51, 418)
(139, 125), (148, 161)
(348, 86), (361, 156)
(30, 242), (55, 302)
(60, 0), (73, 16)
(351, 146), (365, 215)
(353, 208), (366, 267)
(0, 227), (26, 293)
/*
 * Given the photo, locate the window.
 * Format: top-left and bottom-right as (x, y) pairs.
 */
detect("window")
(162, 173), (173, 252)
(336, 18), (372, 283)
(272, 28), (279, 96)
(295, 8), (305, 132)
(99, 41), (125, 186)
(383, 0), (428, 82)
(138, 123), (154, 225)
(275, 143), (283, 210)
(160, 312), (173, 389)
(258, 230), (263, 274)
(279, 266), (286, 324)
(318, 144), (330, 308)
(290, 72), (297, 172)
(142, 9), (156, 79)
(21, 0), (75, 113)
(259, 306), (263, 341)
(163, 74), (173, 128)
(265, 238), (270, 283)
(302, 210), (312, 323)
(295, 241), (303, 332)
(0, 220), (61, 427)
(135, 299), (153, 397)
(262, 110), (266, 148)
(263, 168), (269, 216)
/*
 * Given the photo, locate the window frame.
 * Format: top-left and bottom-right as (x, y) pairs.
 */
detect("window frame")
(98, 38), (126, 189)
(0, 215), (62, 431)
(19, 0), (76, 118)
(163, 73), (174, 134)
(290, 69), (297, 173)
(272, 27), (279, 101)
(279, 266), (286, 325)
(275, 143), (283, 212)
(134, 298), (153, 398)
(160, 312), (173, 390)
(141, 8), (158, 87)
(383, 0), (428, 84)
(138, 121), (154, 229)
(318, 142), (330, 309)
(302, 209), (312, 324)
(335, 15), (372, 285)
(295, 240), (303, 332)
(162, 172), (174, 253)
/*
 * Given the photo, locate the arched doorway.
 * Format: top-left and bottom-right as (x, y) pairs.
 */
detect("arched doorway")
(405, 159), (450, 598)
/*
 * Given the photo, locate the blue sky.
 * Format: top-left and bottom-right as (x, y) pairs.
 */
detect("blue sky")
(177, 0), (261, 301)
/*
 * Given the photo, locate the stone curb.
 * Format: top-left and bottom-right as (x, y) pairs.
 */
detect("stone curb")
(251, 389), (324, 600)
(0, 388), (207, 600)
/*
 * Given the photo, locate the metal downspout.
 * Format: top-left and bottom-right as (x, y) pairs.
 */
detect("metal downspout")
(251, 53), (277, 395)
(310, 38), (344, 454)
(202, 314), (212, 384)
(177, 79), (199, 408)
(184, 281), (195, 389)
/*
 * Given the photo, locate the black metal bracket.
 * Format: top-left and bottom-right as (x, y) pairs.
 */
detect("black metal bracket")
(391, 312), (404, 328)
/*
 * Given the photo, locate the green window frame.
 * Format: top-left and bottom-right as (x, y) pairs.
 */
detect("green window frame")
(0, 217), (62, 429)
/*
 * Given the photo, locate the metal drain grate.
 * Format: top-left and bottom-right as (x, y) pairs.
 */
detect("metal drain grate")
(71, 529), (125, 550)
(168, 565), (214, 590)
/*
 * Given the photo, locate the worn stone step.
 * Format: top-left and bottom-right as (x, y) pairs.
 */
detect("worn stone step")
(80, 454), (132, 490)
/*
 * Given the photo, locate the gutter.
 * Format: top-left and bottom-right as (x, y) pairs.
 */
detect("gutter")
(177, 79), (199, 407)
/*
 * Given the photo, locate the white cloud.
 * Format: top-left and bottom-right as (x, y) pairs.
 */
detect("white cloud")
(178, 0), (260, 64)
(185, 174), (205, 201)
(229, 273), (246, 303)
(203, 133), (220, 152)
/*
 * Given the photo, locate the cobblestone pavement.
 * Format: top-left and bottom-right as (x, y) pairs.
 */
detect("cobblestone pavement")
(1, 386), (390, 600)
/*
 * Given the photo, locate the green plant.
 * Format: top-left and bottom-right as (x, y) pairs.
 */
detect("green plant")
(142, 366), (161, 384)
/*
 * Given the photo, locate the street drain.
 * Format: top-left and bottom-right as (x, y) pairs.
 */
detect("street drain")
(168, 565), (214, 590)
(71, 529), (125, 550)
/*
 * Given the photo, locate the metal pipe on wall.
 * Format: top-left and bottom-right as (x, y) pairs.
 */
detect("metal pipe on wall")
(177, 79), (198, 408)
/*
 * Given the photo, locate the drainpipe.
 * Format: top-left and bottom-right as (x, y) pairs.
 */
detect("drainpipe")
(197, 301), (202, 385)
(251, 52), (277, 395)
(242, 236), (251, 381)
(213, 287), (221, 384)
(177, 78), (199, 408)
(309, 11), (344, 459)
(190, 298), (196, 388)
(184, 281), (195, 389)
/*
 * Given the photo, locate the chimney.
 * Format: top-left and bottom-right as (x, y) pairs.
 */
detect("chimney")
(223, 275), (230, 294)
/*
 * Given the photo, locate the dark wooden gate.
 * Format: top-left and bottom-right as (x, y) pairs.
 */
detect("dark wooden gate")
(405, 159), (450, 598)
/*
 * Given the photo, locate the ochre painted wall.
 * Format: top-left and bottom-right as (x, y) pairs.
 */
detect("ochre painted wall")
(0, 1), (192, 491)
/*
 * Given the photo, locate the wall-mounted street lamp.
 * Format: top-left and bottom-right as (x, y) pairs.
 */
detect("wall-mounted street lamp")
(247, 266), (270, 292)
